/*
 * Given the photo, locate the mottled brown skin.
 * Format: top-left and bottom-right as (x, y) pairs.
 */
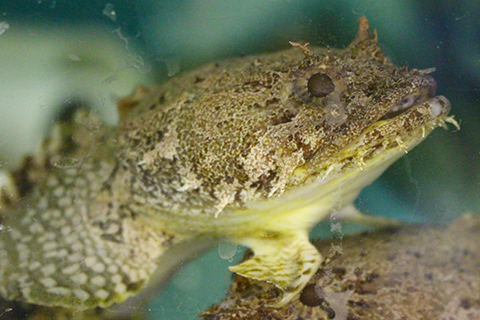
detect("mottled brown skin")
(117, 23), (439, 220)
(0, 17), (454, 312)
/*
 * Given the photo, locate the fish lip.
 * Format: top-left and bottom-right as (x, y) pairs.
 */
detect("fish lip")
(380, 92), (450, 121)
(425, 95), (451, 118)
(371, 95), (451, 137)
(400, 94), (451, 121)
(380, 75), (440, 120)
(354, 95), (451, 161)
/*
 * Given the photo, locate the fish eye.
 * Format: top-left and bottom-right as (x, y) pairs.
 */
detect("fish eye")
(307, 73), (335, 97)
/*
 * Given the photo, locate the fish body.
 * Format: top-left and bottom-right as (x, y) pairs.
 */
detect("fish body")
(0, 17), (454, 309)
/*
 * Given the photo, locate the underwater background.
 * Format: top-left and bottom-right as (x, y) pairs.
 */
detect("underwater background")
(0, 0), (479, 319)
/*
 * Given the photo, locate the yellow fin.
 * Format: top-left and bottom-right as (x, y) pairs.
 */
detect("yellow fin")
(334, 204), (403, 228)
(229, 233), (321, 307)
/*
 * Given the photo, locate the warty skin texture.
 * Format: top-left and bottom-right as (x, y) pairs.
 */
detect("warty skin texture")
(0, 17), (455, 310)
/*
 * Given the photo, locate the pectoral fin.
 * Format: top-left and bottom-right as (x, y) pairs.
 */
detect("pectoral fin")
(229, 232), (321, 307)
(334, 204), (403, 228)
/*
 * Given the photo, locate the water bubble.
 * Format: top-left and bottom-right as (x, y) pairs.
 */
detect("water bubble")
(165, 58), (180, 77)
(0, 21), (9, 36)
(217, 242), (238, 260)
(102, 3), (117, 22)
(52, 157), (82, 169)
(68, 54), (81, 62)
(330, 221), (342, 234)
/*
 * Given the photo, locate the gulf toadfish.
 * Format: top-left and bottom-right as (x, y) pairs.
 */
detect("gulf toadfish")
(0, 17), (456, 310)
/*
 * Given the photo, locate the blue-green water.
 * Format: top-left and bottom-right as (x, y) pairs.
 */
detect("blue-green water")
(0, 1), (479, 319)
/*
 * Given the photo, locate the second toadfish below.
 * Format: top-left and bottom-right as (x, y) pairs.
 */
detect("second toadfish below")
(0, 17), (457, 310)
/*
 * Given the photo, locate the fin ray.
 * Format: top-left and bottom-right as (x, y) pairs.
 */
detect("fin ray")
(229, 233), (321, 307)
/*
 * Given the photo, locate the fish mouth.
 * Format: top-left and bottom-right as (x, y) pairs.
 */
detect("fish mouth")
(341, 92), (452, 172)
(373, 93), (451, 145)
(377, 74), (449, 123)
(380, 94), (451, 126)
(290, 79), (454, 189)
(317, 74), (452, 172)
(325, 85), (453, 178)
